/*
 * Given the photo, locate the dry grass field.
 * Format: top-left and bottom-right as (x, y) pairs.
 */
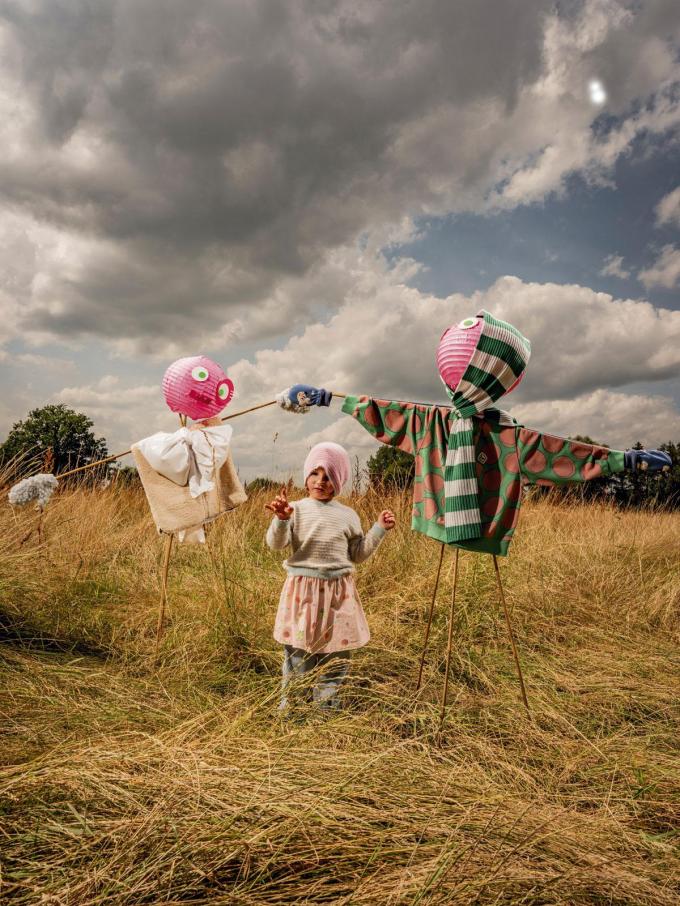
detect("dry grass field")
(1, 482), (679, 904)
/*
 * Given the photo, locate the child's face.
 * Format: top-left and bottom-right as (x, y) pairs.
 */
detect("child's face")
(306, 467), (334, 501)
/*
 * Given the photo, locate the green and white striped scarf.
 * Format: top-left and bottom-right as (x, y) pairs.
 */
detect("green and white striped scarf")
(444, 310), (531, 543)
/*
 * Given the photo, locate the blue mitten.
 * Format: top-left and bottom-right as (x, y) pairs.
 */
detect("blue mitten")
(276, 384), (333, 413)
(624, 449), (672, 472)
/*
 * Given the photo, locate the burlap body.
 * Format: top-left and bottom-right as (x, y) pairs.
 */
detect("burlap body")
(132, 445), (247, 534)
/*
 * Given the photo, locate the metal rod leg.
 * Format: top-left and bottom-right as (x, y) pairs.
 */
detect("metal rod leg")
(154, 532), (174, 665)
(440, 548), (459, 724)
(493, 555), (530, 715)
(416, 543), (445, 691)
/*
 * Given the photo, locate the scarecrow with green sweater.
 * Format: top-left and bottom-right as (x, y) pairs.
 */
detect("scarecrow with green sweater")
(283, 310), (669, 555)
(279, 310), (670, 713)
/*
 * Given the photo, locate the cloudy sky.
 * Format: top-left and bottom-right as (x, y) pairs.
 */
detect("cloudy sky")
(1, 0), (679, 483)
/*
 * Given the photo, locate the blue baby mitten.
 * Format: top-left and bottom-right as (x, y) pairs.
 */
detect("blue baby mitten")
(276, 384), (333, 413)
(624, 449), (672, 472)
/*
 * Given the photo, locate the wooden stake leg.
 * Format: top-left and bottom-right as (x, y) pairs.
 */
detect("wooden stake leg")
(493, 555), (530, 715)
(440, 548), (459, 725)
(416, 543), (445, 692)
(154, 532), (174, 665)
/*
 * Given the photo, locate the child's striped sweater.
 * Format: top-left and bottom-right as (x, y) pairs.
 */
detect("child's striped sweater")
(266, 497), (385, 576)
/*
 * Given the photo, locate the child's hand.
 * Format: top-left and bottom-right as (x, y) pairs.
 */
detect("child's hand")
(265, 486), (293, 521)
(378, 509), (396, 530)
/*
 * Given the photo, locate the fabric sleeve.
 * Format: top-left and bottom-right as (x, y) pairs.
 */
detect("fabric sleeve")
(341, 395), (429, 455)
(266, 514), (293, 550)
(348, 520), (386, 564)
(518, 428), (626, 485)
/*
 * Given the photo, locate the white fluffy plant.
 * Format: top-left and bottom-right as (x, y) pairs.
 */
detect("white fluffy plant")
(8, 473), (59, 510)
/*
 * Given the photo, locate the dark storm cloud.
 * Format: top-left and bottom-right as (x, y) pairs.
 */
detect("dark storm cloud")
(0, 0), (547, 345)
(0, 0), (677, 350)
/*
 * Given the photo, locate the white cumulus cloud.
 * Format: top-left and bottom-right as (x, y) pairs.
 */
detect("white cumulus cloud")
(639, 245), (680, 289)
(600, 254), (630, 279)
(655, 186), (680, 227)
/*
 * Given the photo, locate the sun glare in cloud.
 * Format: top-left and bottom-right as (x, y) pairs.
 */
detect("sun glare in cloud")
(588, 78), (607, 106)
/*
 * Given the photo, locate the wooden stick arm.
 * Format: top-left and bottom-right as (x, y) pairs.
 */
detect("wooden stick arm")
(34, 390), (349, 481)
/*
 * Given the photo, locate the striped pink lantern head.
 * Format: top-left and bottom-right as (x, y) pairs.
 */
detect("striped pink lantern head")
(162, 355), (234, 420)
(436, 316), (482, 392)
(436, 316), (523, 395)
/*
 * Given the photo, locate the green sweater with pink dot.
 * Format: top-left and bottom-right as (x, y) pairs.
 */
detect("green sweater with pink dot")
(342, 395), (625, 557)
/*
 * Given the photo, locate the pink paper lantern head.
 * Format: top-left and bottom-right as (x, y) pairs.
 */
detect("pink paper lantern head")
(162, 355), (234, 420)
(436, 316), (483, 392)
(437, 315), (524, 396)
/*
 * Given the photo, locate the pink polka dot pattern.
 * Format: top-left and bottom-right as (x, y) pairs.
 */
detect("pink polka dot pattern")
(580, 462), (603, 480)
(364, 405), (380, 427)
(424, 472), (444, 493)
(385, 409), (406, 433)
(506, 481), (521, 503)
(542, 434), (565, 454)
(499, 428), (515, 447)
(569, 443), (591, 460)
(553, 456), (575, 478)
(482, 470), (501, 493)
(504, 452), (519, 474)
(424, 497), (438, 520)
(399, 435), (414, 454)
(500, 507), (519, 530)
(524, 450), (547, 473)
(520, 429), (541, 447)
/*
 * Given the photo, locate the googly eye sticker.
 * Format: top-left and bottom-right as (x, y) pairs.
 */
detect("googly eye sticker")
(216, 379), (234, 404)
(192, 365), (209, 381)
(458, 317), (478, 330)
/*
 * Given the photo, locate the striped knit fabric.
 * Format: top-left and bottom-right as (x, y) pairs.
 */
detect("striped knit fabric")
(266, 497), (385, 574)
(444, 310), (531, 543)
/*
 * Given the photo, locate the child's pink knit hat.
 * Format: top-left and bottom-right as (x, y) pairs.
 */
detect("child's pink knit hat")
(303, 442), (351, 496)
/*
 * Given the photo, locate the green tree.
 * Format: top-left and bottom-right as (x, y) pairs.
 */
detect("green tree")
(367, 445), (415, 490)
(656, 441), (680, 509)
(0, 404), (108, 480)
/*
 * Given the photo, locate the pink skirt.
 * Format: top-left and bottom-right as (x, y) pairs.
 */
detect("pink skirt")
(273, 574), (370, 654)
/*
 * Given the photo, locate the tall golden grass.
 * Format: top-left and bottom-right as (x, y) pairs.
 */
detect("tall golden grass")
(1, 482), (679, 904)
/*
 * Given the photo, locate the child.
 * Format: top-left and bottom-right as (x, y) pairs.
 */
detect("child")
(265, 441), (395, 713)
